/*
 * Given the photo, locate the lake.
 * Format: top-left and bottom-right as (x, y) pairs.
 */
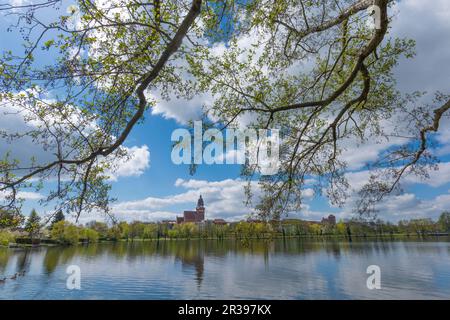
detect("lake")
(1, 238), (450, 299)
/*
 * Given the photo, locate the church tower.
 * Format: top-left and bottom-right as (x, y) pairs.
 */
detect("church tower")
(196, 195), (205, 221)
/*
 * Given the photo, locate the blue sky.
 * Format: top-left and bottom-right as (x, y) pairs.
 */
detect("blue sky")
(1, 0), (450, 224)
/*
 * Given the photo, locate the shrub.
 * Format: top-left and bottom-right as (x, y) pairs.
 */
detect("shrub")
(15, 238), (41, 245)
(168, 229), (178, 239)
(50, 221), (80, 245)
(0, 230), (15, 246)
(107, 225), (121, 241)
(81, 228), (99, 243)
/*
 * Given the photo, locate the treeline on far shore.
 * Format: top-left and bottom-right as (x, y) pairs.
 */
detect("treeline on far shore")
(1, 209), (450, 246)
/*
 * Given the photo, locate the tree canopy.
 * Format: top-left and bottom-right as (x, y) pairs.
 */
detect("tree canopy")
(24, 208), (41, 238)
(0, 0), (448, 221)
(50, 209), (65, 227)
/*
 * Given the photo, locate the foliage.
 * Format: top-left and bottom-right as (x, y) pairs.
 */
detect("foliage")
(85, 221), (109, 238)
(24, 209), (42, 239)
(308, 224), (322, 236)
(118, 221), (131, 240)
(107, 225), (122, 241)
(0, 0), (448, 222)
(0, 209), (24, 229)
(438, 212), (450, 232)
(13, 210), (450, 246)
(407, 219), (437, 235)
(50, 221), (80, 245)
(142, 224), (158, 239)
(50, 210), (65, 228)
(80, 228), (99, 243)
(0, 230), (15, 246)
(336, 221), (347, 235)
(129, 221), (146, 240)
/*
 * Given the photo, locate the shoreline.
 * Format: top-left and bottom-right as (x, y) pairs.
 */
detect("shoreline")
(2, 233), (449, 248)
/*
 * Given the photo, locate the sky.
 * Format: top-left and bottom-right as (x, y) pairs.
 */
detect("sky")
(1, 0), (450, 224)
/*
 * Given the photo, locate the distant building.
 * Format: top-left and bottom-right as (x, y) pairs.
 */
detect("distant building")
(247, 218), (262, 223)
(321, 214), (336, 225)
(213, 219), (227, 225)
(161, 220), (176, 225)
(177, 195), (205, 224)
(159, 220), (176, 230)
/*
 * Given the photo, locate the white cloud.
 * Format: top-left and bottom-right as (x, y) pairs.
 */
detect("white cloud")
(4, 0), (450, 225)
(322, 188), (450, 223)
(343, 162), (450, 192)
(81, 1), (450, 224)
(339, 135), (406, 170)
(174, 178), (240, 189)
(375, 191), (450, 221)
(104, 154), (450, 223)
(403, 162), (450, 187)
(110, 178), (260, 222)
(149, 91), (211, 124)
(0, 190), (44, 201)
(107, 145), (150, 181)
(1, 97), (150, 182)
(386, 0), (450, 159)
(75, 210), (178, 225)
(8, 0), (30, 7)
(435, 143), (450, 157)
(391, 0), (450, 94)
(334, 162), (450, 221)
(109, 177), (318, 223)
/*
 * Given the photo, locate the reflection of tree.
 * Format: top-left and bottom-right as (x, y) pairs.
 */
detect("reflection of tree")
(71, 243), (104, 261)
(1, 247), (36, 275)
(326, 241), (342, 260)
(43, 247), (62, 274)
(16, 248), (32, 273)
(0, 248), (10, 274)
(43, 246), (77, 274)
(175, 243), (205, 288)
(174, 241), (206, 288)
(3, 238), (427, 276)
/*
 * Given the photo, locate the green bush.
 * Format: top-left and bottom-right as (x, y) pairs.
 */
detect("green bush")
(64, 225), (80, 245)
(0, 230), (15, 246)
(81, 228), (99, 243)
(168, 229), (178, 239)
(50, 221), (80, 245)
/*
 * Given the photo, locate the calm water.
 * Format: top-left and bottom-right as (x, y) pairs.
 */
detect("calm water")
(1, 238), (450, 300)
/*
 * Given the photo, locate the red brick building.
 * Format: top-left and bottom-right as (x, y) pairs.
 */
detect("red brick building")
(213, 219), (227, 225)
(177, 195), (205, 224)
(321, 214), (336, 225)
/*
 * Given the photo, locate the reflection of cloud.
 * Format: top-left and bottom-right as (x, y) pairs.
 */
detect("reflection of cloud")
(336, 242), (450, 299)
(2, 240), (450, 299)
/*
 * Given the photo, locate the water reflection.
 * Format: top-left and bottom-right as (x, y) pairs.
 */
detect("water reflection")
(174, 242), (205, 288)
(1, 238), (450, 299)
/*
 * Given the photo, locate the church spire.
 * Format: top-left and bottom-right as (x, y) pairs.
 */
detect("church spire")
(197, 195), (204, 208)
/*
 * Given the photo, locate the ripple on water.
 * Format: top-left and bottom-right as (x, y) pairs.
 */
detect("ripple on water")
(1, 239), (450, 299)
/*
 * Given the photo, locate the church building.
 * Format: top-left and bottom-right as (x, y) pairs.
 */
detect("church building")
(176, 195), (205, 224)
